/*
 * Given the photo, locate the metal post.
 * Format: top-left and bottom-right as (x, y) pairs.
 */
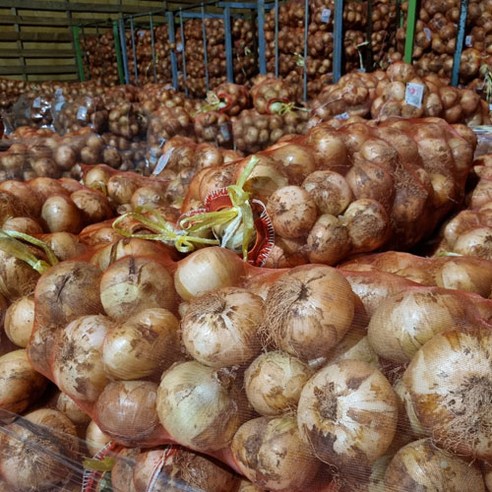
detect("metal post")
(224, 6), (234, 82)
(179, 10), (189, 96)
(274, 0), (279, 77)
(403, 0), (418, 64)
(71, 26), (85, 82)
(129, 16), (139, 84)
(112, 20), (125, 84)
(333, 0), (344, 82)
(258, 0), (266, 74)
(201, 4), (210, 91)
(303, 0), (309, 101)
(451, 0), (469, 86)
(166, 11), (179, 90)
(149, 14), (158, 83)
(118, 18), (130, 84)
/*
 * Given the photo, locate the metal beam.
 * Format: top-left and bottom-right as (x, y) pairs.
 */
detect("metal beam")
(451, 0), (468, 86)
(403, 0), (418, 63)
(333, 0), (344, 82)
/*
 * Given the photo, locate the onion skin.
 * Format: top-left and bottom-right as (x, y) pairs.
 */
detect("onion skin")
(0, 349), (47, 419)
(297, 359), (398, 474)
(51, 314), (114, 403)
(181, 287), (264, 368)
(367, 289), (468, 364)
(403, 328), (492, 461)
(261, 265), (356, 361)
(4, 295), (35, 348)
(56, 392), (91, 426)
(156, 360), (251, 452)
(102, 308), (180, 381)
(85, 419), (112, 457)
(384, 438), (486, 492)
(41, 194), (83, 234)
(100, 255), (177, 321)
(231, 415), (320, 491)
(95, 380), (161, 447)
(244, 350), (312, 416)
(132, 446), (241, 492)
(0, 409), (79, 491)
(174, 247), (247, 301)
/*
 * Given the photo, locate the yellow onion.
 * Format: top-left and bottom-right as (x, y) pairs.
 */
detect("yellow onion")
(4, 295), (35, 348)
(95, 380), (161, 447)
(244, 350), (312, 416)
(52, 314), (114, 402)
(0, 349), (47, 419)
(402, 328), (492, 461)
(261, 265), (356, 361)
(297, 359), (398, 474)
(102, 308), (180, 381)
(174, 247), (247, 301)
(100, 255), (177, 321)
(156, 360), (251, 452)
(384, 438), (486, 491)
(0, 409), (79, 491)
(181, 287), (264, 367)
(231, 415), (320, 491)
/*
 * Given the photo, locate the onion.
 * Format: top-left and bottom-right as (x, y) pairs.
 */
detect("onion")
(2, 217), (43, 235)
(453, 227), (492, 260)
(56, 392), (91, 426)
(305, 126), (348, 173)
(297, 359), (398, 473)
(86, 419), (112, 456)
(0, 349), (47, 419)
(27, 260), (103, 377)
(384, 438), (486, 491)
(95, 380), (161, 446)
(0, 408), (79, 490)
(266, 185), (318, 239)
(102, 308), (180, 380)
(28, 177), (68, 203)
(244, 350), (312, 416)
(266, 143), (317, 184)
(156, 360), (251, 452)
(52, 314), (114, 402)
(0, 180), (42, 217)
(100, 255), (177, 321)
(90, 238), (174, 271)
(261, 265), (356, 361)
(132, 446), (241, 492)
(306, 214), (352, 265)
(4, 295), (35, 348)
(302, 170), (353, 216)
(70, 189), (113, 224)
(367, 289), (467, 364)
(111, 447), (139, 492)
(181, 287), (264, 368)
(231, 415), (320, 491)
(403, 328), (492, 460)
(174, 247), (247, 301)
(41, 194), (83, 234)
(40, 232), (87, 261)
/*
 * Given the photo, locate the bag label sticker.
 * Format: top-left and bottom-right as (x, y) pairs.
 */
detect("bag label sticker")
(76, 106), (88, 121)
(321, 8), (331, 23)
(405, 82), (424, 108)
(423, 27), (432, 41)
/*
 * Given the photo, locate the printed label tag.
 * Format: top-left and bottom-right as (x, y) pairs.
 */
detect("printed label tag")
(489, 103), (492, 111)
(152, 148), (173, 176)
(465, 35), (473, 47)
(32, 97), (41, 108)
(405, 82), (424, 108)
(54, 100), (65, 112)
(176, 42), (183, 53)
(321, 8), (331, 23)
(335, 112), (350, 120)
(76, 106), (88, 121)
(423, 27), (432, 42)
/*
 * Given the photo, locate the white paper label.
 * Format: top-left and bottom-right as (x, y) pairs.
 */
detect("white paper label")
(465, 35), (473, 47)
(335, 112), (350, 120)
(138, 30), (146, 38)
(423, 27), (432, 42)
(220, 123), (231, 141)
(489, 103), (492, 111)
(321, 8), (331, 23)
(54, 100), (65, 112)
(55, 88), (63, 97)
(405, 82), (424, 108)
(176, 42), (183, 53)
(152, 148), (173, 176)
(33, 97), (41, 108)
(76, 106), (88, 121)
